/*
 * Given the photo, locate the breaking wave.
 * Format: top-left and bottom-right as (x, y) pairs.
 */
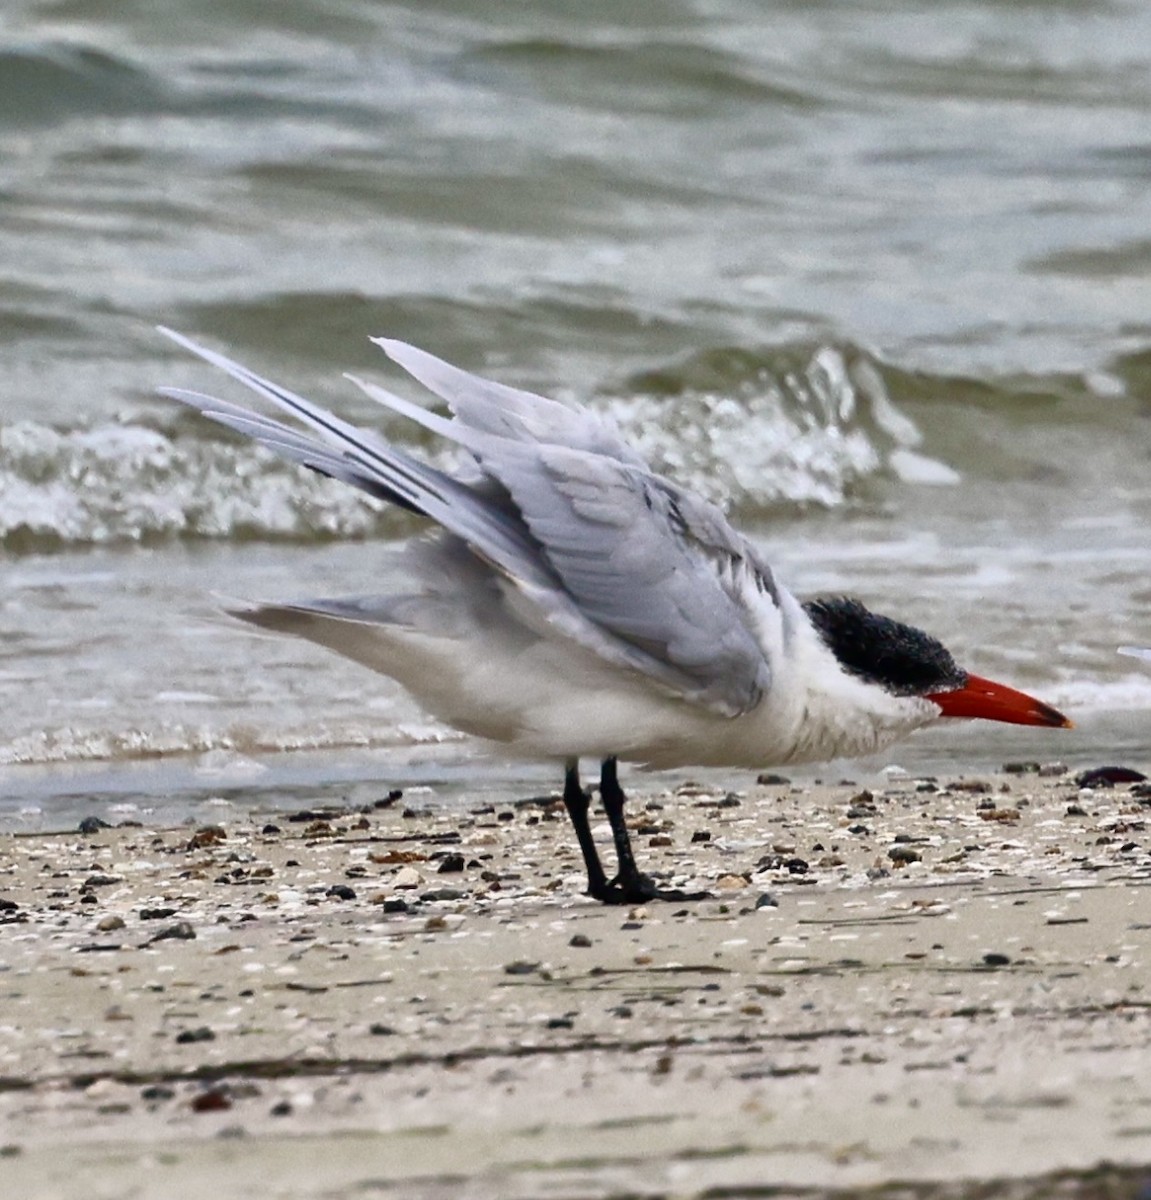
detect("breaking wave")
(0, 420), (390, 550)
(613, 342), (957, 511)
(0, 718), (463, 768)
(0, 341), (951, 552)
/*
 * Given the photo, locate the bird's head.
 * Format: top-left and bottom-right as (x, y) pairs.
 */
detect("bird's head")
(803, 596), (1071, 728)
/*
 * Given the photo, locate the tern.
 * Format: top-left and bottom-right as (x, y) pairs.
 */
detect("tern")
(159, 328), (1070, 904)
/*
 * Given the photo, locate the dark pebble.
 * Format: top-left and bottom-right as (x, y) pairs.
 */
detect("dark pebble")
(420, 887), (466, 902)
(373, 790), (403, 809)
(1076, 766), (1148, 788)
(569, 933), (592, 948)
(141, 1085), (175, 1101)
(514, 795), (559, 809)
(784, 857), (809, 874)
(756, 773), (790, 785)
(0, 898), (18, 912)
(186, 826), (227, 849)
(503, 960), (540, 976)
(270, 1100), (293, 1116)
(610, 1005), (634, 1018)
(78, 817), (111, 834)
(1065, 804), (1088, 817)
(755, 893), (780, 909)
(147, 921), (196, 943)
(436, 854), (465, 874)
(717, 794), (741, 808)
(1002, 761), (1041, 775)
(546, 1016), (574, 1029)
(326, 885), (356, 901)
(261, 824), (281, 834)
(982, 953), (1011, 967)
(382, 898), (409, 913)
(191, 1089), (231, 1113)
(691, 830), (711, 843)
(888, 847), (921, 864)
(176, 1026), (216, 1044)
(369, 1023), (396, 1036)
(139, 907), (178, 921)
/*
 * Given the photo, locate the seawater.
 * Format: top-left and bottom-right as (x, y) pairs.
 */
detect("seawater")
(1, 0), (1149, 818)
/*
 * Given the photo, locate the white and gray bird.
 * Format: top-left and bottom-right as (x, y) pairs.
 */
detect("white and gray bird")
(159, 328), (1070, 903)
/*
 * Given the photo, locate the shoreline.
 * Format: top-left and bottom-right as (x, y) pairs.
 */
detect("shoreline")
(2, 765), (1150, 1198)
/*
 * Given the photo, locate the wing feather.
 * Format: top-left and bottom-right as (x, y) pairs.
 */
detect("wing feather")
(371, 337), (646, 466)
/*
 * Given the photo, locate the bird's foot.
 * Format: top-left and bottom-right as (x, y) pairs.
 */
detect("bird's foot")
(588, 873), (711, 905)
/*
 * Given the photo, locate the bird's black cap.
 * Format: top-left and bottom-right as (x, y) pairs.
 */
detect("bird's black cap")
(803, 596), (968, 698)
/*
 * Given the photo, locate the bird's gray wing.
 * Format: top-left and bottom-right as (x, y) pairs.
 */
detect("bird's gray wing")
(472, 438), (777, 715)
(159, 329), (761, 708)
(350, 339), (779, 715)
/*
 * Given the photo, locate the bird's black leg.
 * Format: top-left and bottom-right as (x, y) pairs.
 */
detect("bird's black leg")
(598, 756), (645, 896)
(597, 757), (709, 904)
(561, 760), (611, 900)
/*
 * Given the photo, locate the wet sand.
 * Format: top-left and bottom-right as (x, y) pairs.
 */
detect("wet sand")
(2, 765), (1150, 1199)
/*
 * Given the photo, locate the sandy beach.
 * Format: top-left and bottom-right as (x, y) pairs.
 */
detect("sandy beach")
(2, 763), (1151, 1199)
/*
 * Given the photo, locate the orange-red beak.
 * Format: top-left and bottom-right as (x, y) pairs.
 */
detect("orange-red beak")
(926, 674), (1072, 728)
